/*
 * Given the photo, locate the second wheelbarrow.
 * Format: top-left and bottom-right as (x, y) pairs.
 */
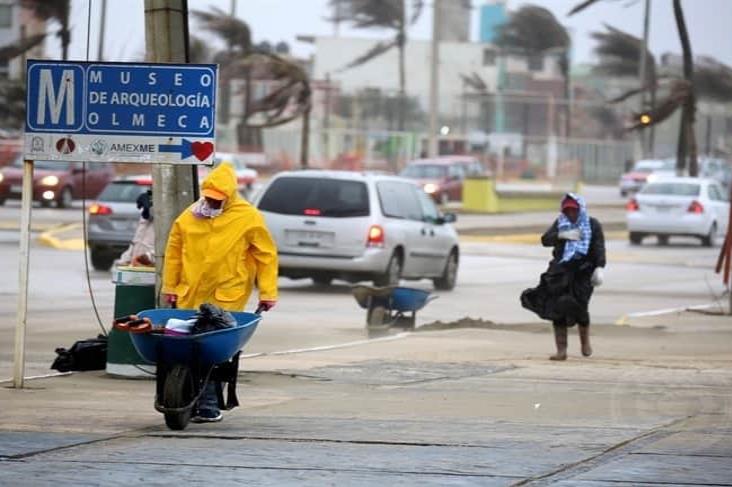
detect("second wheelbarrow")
(351, 285), (438, 330)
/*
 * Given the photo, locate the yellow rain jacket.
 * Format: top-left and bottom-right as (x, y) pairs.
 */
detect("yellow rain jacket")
(162, 163), (278, 311)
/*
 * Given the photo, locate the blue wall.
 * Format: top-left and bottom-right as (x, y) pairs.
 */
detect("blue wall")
(480, 2), (507, 43)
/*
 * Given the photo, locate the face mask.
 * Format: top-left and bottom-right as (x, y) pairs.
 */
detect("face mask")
(193, 198), (224, 218)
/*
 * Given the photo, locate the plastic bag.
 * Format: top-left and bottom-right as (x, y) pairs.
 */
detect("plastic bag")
(192, 303), (236, 334)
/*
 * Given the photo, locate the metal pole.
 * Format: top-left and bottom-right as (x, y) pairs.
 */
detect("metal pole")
(145, 0), (196, 305)
(97, 0), (107, 61)
(301, 105), (311, 169)
(428, 0), (440, 158)
(13, 160), (33, 388)
(638, 0), (651, 157)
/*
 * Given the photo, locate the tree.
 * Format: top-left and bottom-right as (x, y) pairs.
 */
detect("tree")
(329, 0), (424, 131)
(192, 8), (311, 163)
(570, 0), (699, 176)
(495, 5), (571, 136)
(591, 24), (657, 153)
(22, 0), (70, 60)
(0, 33), (47, 129)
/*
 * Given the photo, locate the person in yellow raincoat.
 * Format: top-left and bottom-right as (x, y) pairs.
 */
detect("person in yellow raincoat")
(161, 162), (278, 422)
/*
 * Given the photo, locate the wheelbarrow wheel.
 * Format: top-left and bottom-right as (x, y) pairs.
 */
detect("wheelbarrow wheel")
(163, 364), (195, 431)
(367, 305), (387, 328)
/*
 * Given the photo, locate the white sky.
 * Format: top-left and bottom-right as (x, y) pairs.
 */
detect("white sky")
(55, 0), (732, 68)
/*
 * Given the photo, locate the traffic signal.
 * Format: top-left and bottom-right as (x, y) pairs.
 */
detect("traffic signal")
(639, 113), (652, 125)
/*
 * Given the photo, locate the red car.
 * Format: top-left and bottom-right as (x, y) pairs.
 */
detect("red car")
(399, 156), (486, 204)
(0, 157), (115, 208)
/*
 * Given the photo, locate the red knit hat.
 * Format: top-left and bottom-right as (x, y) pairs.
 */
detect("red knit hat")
(561, 197), (580, 210)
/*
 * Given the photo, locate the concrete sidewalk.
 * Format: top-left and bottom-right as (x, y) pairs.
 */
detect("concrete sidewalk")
(1, 309), (730, 485)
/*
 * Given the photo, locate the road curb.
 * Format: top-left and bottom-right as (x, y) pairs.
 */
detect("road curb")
(37, 223), (85, 251)
(457, 221), (627, 237)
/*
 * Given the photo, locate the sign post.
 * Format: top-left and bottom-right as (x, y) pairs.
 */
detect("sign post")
(13, 159), (33, 388)
(17, 59), (217, 388)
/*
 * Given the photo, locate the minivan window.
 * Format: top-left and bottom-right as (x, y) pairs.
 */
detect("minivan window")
(377, 181), (423, 221)
(417, 190), (440, 222)
(258, 177), (370, 217)
(98, 182), (151, 202)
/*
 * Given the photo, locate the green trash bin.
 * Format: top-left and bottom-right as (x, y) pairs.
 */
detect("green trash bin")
(107, 266), (157, 378)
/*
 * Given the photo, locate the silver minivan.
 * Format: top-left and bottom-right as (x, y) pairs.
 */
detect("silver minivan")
(255, 171), (460, 289)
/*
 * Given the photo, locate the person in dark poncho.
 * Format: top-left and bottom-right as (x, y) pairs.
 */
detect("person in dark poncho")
(521, 193), (606, 360)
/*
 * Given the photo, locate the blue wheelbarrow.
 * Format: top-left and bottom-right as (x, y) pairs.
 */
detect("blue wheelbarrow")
(351, 285), (438, 330)
(126, 309), (261, 431)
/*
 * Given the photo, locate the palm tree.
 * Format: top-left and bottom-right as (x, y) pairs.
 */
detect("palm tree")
(22, 0), (70, 60)
(569, 0), (699, 176)
(329, 0), (424, 131)
(495, 5), (571, 136)
(192, 8), (311, 163)
(591, 24), (657, 153)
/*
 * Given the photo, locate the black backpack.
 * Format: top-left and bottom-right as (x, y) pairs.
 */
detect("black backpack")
(51, 335), (108, 372)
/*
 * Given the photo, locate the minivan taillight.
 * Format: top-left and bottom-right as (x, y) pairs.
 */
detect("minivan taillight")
(626, 198), (639, 212)
(688, 201), (704, 214)
(367, 225), (384, 247)
(89, 203), (112, 215)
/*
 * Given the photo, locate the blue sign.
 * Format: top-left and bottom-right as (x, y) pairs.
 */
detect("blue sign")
(26, 60), (216, 137)
(25, 60), (217, 164)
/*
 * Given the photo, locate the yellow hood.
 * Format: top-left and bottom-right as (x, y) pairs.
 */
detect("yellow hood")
(201, 162), (238, 206)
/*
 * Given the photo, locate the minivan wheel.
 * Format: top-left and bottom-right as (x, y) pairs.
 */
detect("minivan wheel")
(433, 250), (458, 291)
(701, 223), (717, 247)
(629, 232), (643, 245)
(374, 253), (401, 287)
(57, 187), (73, 208)
(90, 249), (115, 271)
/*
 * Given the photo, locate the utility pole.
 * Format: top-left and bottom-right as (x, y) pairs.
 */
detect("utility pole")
(97, 0), (107, 61)
(638, 0), (651, 158)
(428, 0), (440, 158)
(144, 0), (196, 304)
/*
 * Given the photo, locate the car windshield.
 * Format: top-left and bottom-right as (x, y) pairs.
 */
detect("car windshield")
(641, 182), (700, 197)
(258, 177), (370, 217)
(98, 181), (151, 202)
(401, 165), (447, 179)
(634, 159), (674, 172)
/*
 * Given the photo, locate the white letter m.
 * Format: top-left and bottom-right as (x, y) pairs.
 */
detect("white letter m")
(37, 69), (75, 125)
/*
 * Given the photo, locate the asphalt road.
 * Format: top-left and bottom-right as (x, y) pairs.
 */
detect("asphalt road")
(0, 219), (726, 380)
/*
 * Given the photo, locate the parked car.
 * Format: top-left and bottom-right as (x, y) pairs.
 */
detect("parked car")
(87, 175), (152, 270)
(400, 156), (485, 204)
(254, 171), (460, 289)
(626, 177), (729, 246)
(618, 159), (676, 197)
(699, 157), (732, 191)
(0, 157), (115, 208)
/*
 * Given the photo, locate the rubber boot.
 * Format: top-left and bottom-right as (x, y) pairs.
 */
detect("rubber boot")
(549, 324), (568, 361)
(579, 325), (592, 357)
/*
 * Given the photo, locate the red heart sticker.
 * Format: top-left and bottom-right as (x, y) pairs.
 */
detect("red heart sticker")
(191, 141), (214, 161)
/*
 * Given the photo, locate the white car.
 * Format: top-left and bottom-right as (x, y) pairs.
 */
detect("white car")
(254, 170), (460, 289)
(626, 177), (730, 246)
